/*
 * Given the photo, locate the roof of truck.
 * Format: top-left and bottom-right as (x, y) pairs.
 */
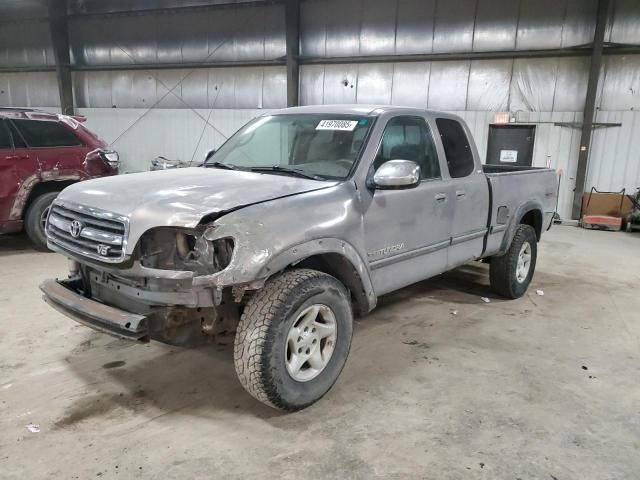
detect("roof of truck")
(271, 104), (439, 117)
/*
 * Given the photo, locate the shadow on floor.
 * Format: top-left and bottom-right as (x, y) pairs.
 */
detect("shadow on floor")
(0, 233), (40, 256)
(57, 262), (506, 425)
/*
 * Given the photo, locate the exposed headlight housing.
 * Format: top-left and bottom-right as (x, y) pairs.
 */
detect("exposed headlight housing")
(138, 227), (233, 274)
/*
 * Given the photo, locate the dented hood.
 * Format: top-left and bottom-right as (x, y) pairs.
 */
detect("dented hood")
(57, 167), (337, 254)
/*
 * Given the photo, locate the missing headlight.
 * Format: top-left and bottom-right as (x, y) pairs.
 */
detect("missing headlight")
(139, 227), (233, 274)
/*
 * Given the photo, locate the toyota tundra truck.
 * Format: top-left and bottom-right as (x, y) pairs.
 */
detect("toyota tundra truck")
(40, 105), (557, 411)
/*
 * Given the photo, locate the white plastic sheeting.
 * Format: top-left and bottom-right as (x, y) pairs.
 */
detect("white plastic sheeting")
(68, 3), (285, 66)
(72, 67), (286, 109)
(300, 57), (593, 112)
(300, 0), (603, 57)
(0, 72), (60, 107)
(0, 19), (54, 69)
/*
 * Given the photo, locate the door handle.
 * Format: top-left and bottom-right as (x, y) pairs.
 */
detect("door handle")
(435, 193), (447, 202)
(456, 190), (466, 198)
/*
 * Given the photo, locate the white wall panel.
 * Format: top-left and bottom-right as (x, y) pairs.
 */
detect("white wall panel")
(77, 107), (267, 173)
(588, 111), (640, 194)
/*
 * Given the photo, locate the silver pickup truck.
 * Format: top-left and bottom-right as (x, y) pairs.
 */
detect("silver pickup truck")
(40, 105), (557, 410)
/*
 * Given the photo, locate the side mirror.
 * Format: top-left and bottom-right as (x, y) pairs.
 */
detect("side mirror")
(373, 160), (421, 189)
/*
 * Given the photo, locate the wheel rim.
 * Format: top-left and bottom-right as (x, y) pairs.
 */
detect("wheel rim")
(516, 241), (532, 283)
(40, 205), (51, 232)
(285, 304), (337, 382)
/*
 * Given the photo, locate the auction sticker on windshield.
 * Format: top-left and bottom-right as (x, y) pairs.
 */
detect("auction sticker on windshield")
(316, 120), (359, 131)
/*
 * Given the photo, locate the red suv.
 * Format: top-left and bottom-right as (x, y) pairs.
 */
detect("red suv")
(0, 108), (118, 250)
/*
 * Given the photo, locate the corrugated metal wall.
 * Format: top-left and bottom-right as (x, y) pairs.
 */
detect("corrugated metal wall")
(1, 0), (639, 219)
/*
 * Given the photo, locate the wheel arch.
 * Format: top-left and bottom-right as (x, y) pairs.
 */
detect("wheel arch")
(258, 239), (376, 316)
(498, 201), (544, 255)
(22, 180), (76, 217)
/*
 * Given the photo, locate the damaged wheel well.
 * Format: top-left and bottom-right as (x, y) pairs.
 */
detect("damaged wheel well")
(293, 253), (369, 317)
(23, 180), (76, 218)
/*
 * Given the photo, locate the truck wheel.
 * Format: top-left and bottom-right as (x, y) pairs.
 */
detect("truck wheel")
(24, 192), (59, 251)
(234, 268), (353, 411)
(490, 224), (537, 299)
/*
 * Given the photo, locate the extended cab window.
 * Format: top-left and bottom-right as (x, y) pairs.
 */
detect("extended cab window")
(0, 121), (11, 149)
(373, 116), (440, 180)
(436, 118), (475, 178)
(12, 119), (82, 148)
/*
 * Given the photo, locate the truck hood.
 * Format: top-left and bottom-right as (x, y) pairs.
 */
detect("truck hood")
(57, 167), (337, 254)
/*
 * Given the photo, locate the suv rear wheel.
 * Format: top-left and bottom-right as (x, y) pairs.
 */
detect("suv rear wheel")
(24, 192), (58, 251)
(234, 268), (353, 411)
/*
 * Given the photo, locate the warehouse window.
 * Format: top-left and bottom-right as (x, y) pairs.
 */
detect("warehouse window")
(436, 118), (475, 178)
(12, 119), (82, 148)
(373, 116), (440, 180)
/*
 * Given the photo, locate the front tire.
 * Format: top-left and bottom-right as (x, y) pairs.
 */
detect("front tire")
(234, 268), (353, 411)
(24, 192), (59, 251)
(490, 224), (538, 299)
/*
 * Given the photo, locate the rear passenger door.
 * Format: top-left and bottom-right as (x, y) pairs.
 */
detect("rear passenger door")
(11, 118), (86, 177)
(0, 120), (37, 224)
(435, 118), (490, 268)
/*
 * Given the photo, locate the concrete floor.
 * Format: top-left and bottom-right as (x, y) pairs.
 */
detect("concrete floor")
(1, 226), (639, 479)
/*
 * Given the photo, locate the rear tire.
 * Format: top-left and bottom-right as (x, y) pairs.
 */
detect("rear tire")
(24, 192), (59, 251)
(234, 268), (353, 411)
(490, 224), (537, 299)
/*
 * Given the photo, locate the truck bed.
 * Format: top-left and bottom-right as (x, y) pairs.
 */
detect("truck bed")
(482, 165), (558, 257)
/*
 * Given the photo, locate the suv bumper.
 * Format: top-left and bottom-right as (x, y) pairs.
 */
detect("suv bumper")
(40, 278), (150, 341)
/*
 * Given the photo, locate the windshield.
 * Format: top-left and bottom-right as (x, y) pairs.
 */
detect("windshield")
(207, 114), (373, 179)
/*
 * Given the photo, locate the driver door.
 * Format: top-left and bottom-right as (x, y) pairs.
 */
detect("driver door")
(362, 116), (453, 295)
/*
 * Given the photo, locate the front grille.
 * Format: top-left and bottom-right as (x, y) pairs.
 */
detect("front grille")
(46, 202), (129, 263)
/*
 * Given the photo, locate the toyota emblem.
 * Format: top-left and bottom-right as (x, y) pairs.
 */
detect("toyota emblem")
(69, 220), (83, 238)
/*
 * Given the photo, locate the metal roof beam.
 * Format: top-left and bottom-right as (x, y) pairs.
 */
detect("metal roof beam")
(48, 0), (74, 115)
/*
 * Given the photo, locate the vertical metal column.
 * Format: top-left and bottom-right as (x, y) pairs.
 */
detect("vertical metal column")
(285, 0), (300, 107)
(571, 0), (609, 219)
(48, 0), (74, 115)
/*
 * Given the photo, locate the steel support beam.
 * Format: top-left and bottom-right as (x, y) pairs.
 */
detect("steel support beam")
(1, 46), (638, 75)
(299, 44), (640, 65)
(66, 0), (283, 19)
(571, 0), (610, 219)
(48, 0), (74, 115)
(285, 0), (300, 107)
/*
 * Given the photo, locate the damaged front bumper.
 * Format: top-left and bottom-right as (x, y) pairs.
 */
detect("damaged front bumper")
(40, 278), (150, 341)
(40, 259), (242, 345)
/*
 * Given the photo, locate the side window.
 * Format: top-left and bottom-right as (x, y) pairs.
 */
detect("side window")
(436, 118), (475, 178)
(0, 121), (11, 149)
(373, 116), (441, 180)
(7, 121), (26, 148)
(11, 119), (82, 148)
